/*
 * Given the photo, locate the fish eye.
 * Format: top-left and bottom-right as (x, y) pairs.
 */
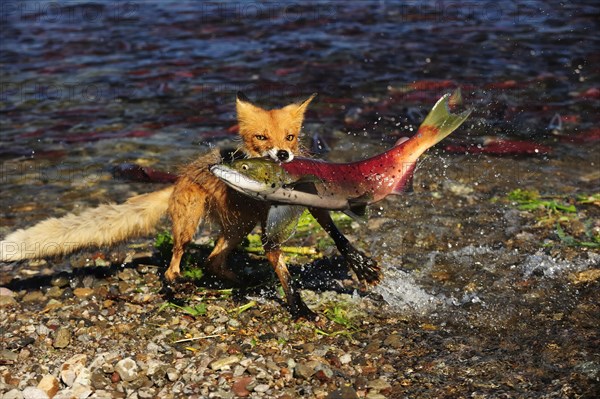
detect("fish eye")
(241, 164), (249, 170)
(286, 134), (295, 141)
(255, 134), (267, 141)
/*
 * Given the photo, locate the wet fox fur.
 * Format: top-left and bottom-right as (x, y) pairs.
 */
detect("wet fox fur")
(0, 93), (380, 318)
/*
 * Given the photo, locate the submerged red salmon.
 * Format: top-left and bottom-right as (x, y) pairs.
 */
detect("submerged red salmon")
(210, 92), (471, 214)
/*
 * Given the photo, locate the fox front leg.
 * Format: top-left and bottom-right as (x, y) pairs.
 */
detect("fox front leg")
(309, 208), (381, 285)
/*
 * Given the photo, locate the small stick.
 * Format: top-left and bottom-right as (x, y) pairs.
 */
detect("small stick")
(173, 334), (222, 344)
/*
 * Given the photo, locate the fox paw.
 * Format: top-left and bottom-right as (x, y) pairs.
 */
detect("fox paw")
(289, 301), (318, 321)
(345, 250), (381, 285)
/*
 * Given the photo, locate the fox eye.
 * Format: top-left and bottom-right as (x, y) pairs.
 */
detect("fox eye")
(286, 134), (295, 141)
(241, 164), (249, 170)
(255, 134), (267, 141)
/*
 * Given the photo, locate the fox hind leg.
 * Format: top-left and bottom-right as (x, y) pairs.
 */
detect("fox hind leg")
(204, 231), (250, 283)
(166, 181), (206, 281)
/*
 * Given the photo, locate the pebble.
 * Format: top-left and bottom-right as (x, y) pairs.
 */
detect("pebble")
(367, 378), (392, 390)
(46, 286), (63, 298)
(339, 353), (352, 364)
(51, 276), (70, 287)
(74, 366), (92, 386)
(253, 383), (270, 393)
(294, 363), (316, 379)
(22, 387), (49, 399)
(73, 287), (94, 298)
(210, 355), (241, 371)
(326, 386), (360, 399)
(0, 295), (17, 306)
(383, 334), (403, 349)
(0, 287), (16, 296)
(91, 370), (111, 390)
(3, 389), (24, 399)
(232, 376), (253, 397)
(138, 387), (157, 398)
(115, 358), (139, 382)
(1, 349), (18, 362)
(37, 374), (60, 398)
(166, 367), (180, 382)
(22, 291), (45, 302)
(53, 328), (71, 348)
(60, 354), (87, 387)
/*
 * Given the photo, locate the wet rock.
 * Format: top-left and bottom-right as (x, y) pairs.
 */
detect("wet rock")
(210, 355), (241, 370)
(1, 349), (18, 362)
(22, 291), (45, 302)
(22, 387), (49, 399)
(115, 358), (139, 382)
(294, 363), (316, 379)
(118, 268), (139, 281)
(60, 354), (87, 387)
(367, 378), (392, 391)
(74, 367), (92, 387)
(54, 384), (93, 399)
(315, 364), (334, 382)
(138, 387), (157, 398)
(365, 393), (387, 399)
(37, 374), (60, 398)
(232, 376), (253, 397)
(253, 383), (270, 393)
(326, 386), (360, 399)
(0, 287), (16, 296)
(339, 353), (352, 364)
(51, 276), (70, 288)
(46, 286), (63, 298)
(0, 294), (17, 307)
(383, 334), (403, 349)
(166, 367), (179, 382)
(53, 328), (71, 348)
(73, 288), (94, 298)
(117, 281), (133, 294)
(91, 370), (111, 390)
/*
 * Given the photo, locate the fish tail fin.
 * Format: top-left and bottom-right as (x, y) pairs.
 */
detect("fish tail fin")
(418, 89), (472, 146)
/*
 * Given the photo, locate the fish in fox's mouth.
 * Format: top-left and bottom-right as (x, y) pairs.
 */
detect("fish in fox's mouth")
(211, 91), (472, 216)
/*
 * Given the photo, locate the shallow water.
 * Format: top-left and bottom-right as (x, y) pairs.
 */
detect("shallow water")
(1, 1), (599, 396)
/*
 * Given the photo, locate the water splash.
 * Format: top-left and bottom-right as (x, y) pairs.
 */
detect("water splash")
(373, 265), (443, 315)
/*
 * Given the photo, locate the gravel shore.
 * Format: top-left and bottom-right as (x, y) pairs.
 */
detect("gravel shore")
(2, 248), (598, 398)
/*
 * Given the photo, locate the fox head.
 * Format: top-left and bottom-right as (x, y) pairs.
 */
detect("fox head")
(236, 92), (316, 162)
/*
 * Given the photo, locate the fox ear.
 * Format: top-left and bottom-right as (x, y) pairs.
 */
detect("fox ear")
(297, 93), (317, 114)
(236, 92), (260, 121)
(237, 91), (252, 104)
(287, 93), (317, 116)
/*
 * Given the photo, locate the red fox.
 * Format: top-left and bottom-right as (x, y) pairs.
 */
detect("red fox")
(0, 93), (379, 318)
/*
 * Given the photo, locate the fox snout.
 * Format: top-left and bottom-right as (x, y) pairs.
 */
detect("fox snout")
(267, 148), (294, 162)
(277, 150), (291, 162)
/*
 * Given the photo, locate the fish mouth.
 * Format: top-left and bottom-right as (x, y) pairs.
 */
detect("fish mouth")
(210, 164), (271, 199)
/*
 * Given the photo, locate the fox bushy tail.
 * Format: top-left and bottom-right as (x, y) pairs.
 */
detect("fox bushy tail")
(0, 186), (174, 262)
(419, 89), (472, 146)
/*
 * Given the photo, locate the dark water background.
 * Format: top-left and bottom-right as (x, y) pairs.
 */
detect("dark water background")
(1, 1), (598, 221)
(1, 1), (599, 396)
